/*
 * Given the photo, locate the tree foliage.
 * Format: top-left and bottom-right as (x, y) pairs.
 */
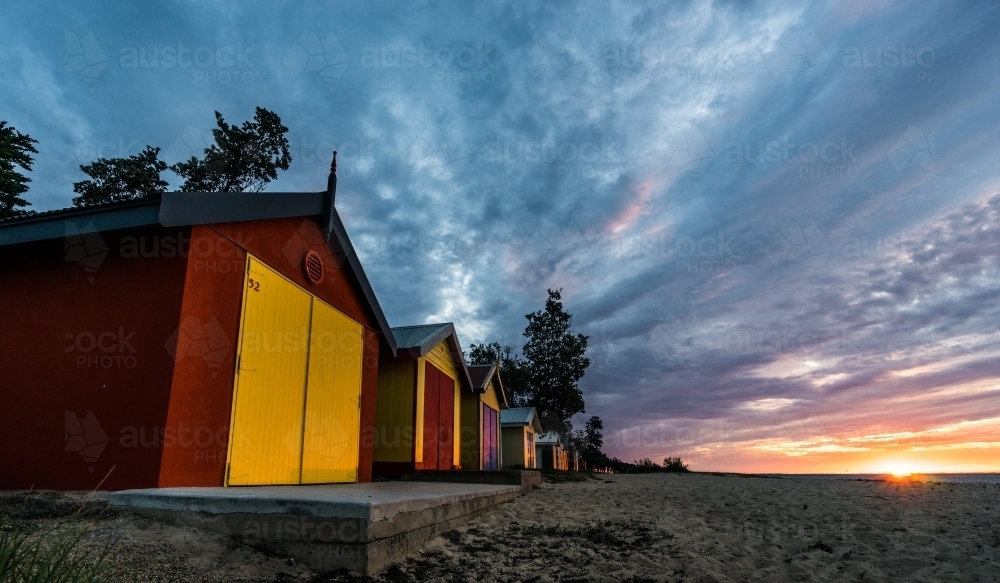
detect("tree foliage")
(571, 416), (605, 467)
(626, 457), (690, 473)
(72, 146), (168, 206)
(466, 341), (531, 407)
(663, 457), (690, 472)
(0, 121), (38, 218)
(170, 107), (291, 192)
(522, 289), (590, 423)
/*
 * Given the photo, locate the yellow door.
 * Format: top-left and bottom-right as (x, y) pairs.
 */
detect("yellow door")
(228, 257), (312, 486)
(301, 299), (364, 483)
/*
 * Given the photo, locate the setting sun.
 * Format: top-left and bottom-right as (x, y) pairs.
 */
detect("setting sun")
(880, 461), (917, 477)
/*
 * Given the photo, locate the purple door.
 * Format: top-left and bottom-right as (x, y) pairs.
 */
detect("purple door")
(483, 405), (499, 470)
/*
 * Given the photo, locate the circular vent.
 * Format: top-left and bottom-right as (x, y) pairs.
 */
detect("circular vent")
(303, 250), (324, 285)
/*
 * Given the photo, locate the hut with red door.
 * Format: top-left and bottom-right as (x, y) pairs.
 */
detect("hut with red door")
(372, 323), (471, 474)
(0, 164), (398, 491)
(460, 364), (508, 471)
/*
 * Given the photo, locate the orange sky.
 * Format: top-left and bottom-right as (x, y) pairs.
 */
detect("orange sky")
(606, 409), (1000, 474)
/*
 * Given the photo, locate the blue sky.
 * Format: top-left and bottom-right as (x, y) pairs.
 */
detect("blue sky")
(4, 0), (1000, 472)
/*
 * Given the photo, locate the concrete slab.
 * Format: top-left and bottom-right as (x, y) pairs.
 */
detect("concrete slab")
(108, 481), (522, 574)
(407, 469), (541, 490)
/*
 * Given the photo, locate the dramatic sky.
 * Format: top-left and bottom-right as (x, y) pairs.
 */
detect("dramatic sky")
(4, 0), (999, 473)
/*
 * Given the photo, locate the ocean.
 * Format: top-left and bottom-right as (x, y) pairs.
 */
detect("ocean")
(759, 473), (1000, 484)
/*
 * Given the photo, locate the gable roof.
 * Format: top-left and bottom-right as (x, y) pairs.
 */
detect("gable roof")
(0, 190), (396, 355)
(467, 364), (493, 389)
(391, 322), (473, 391)
(466, 364), (509, 408)
(499, 407), (533, 425)
(535, 431), (565, 446)
(392, 323), (453, 352)
(500, 407), (541, 430)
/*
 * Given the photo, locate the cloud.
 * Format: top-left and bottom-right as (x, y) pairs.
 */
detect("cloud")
(3, 0), (1000, 471)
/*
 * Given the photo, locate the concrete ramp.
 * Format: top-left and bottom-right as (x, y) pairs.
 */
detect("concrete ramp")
(109, 482), (522, 574)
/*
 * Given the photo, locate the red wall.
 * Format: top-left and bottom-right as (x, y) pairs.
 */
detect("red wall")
(1, 215), (386, 491)
(158, 218), (384, 486)
(358, 328), (380, 483)
(156, 227), (245, 487)
(0, 226), (190, 490)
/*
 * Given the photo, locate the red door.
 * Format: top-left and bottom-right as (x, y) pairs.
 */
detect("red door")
(437, 368), (455, 470)
(483, 405), (499, 470)
(422, 364), (441, 468)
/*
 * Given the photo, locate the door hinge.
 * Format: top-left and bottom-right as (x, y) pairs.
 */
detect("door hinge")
(236, 354), (241, 372)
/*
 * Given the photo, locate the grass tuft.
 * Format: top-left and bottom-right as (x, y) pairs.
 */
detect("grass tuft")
(0, 525), (114, 583)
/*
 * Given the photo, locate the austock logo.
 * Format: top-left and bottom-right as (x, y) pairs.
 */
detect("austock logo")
(764, 220), (831, 270)
(649, 126), (714, 177)
(774, 411), (829, 443)
(66, 32), (256, 88)
(884, 316), (926, 357)
(646, 315), (714, 367)
(722, 137), (860, 180)
(590, 325), (620, 369)
(360, 40), (497, 85)
(65, 328), (138, 369)
(283, 31), (350, 92)
(411, 125), (472, 177)
(66, 137), (140, 165)
(277, 411), (356, 465)
(164, 125), (212, 163)
(897, 505), (938, 547)
(165, 315), (232, 376)
(506, 219), (593, 286)
(65, 410), (109, 472)
(64, 221), (109, 282)
(524, 30), (590, 80)
(64, 31), (109, 91)
(120, 423), (231, 465)
(887, 125), (935, 173)
(282, 220), (347, 273)
(763, 31), (832, 83)
(525, 219), (592, 263)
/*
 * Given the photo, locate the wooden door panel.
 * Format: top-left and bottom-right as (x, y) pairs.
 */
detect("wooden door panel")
(228, 257), (311, 486)
(437, 370), (454, 470)
(483, 406), (498, 470)
(301, 299), (364, 484)
(422, 363), (440, 468)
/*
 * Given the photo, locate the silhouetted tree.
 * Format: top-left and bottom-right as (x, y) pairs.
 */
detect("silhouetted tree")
(72, 146), (168, 206)
(0, 121), (38, 218)
(623, 457), (689, 473)
(467, 341), (531, 406)
(572, 416), (604, 468)
(522, 289), (589, 423)
(631, 458), (662, 473)
(171, 107), (291, 192)
(663, 457), (689, 472)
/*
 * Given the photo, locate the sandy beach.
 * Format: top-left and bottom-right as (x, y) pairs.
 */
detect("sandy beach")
(3, 474), (998, 582)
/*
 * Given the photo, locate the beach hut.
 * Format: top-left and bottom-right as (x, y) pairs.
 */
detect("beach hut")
(535, 431), (570, 470)
(372, 323), (472, 474)
(568, 446), (580, 471)
(460, 364), (508, 470)
(499, 407), (542, 469)
(0, 163), (397, 490)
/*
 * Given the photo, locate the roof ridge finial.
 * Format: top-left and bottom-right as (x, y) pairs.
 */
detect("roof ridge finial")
(322, 150), (338, 242)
